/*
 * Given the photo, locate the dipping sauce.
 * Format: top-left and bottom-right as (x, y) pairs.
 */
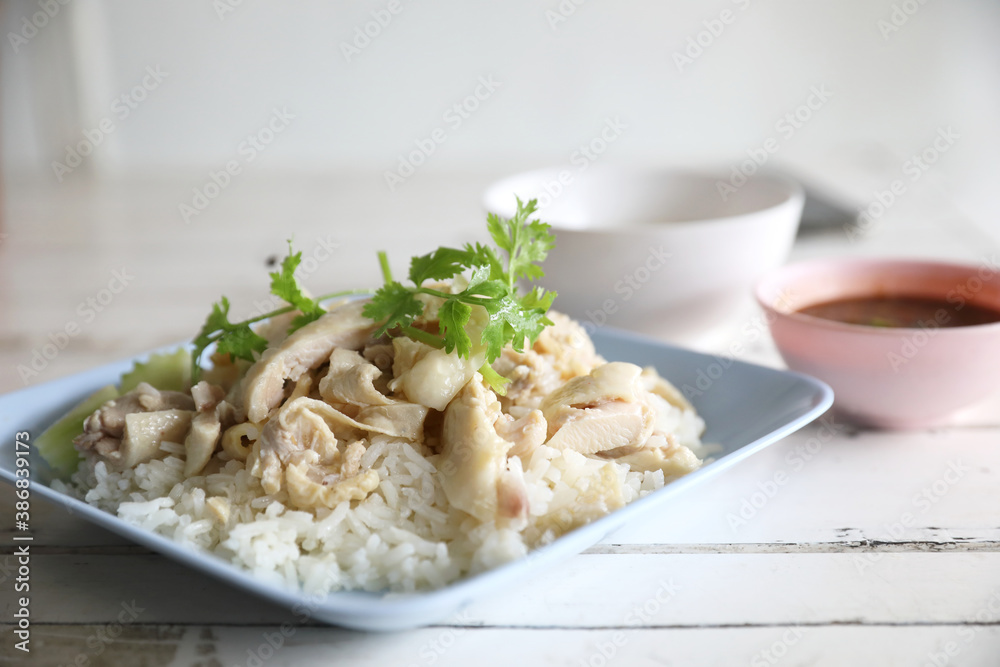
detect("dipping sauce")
(798, 295), (1000, 328)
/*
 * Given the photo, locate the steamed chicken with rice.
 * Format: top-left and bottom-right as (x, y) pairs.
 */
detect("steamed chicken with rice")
(46, 201), (706, 593)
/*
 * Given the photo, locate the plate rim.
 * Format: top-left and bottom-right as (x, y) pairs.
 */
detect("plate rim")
(0, 328), (833, 630)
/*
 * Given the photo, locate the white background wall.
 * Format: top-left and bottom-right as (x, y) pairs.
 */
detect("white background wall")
(3, 0), (999, 237)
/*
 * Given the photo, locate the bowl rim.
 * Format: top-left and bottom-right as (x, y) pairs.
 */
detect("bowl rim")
(482, 164), (805, 233)
(755, 257), (1000, 335)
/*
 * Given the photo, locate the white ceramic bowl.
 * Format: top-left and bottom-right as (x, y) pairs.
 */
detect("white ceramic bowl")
(483, 165), (804, 343)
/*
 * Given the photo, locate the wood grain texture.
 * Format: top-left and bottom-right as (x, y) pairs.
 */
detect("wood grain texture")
(6, 625), (1000, 667)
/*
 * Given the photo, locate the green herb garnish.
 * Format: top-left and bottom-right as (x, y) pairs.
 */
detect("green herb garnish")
(191, 198), (557, 395)
(363, 197), (557, 393)
(191, 245), (366, 380)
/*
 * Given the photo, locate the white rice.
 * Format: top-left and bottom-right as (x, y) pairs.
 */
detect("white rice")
(56, 410), (707, 595)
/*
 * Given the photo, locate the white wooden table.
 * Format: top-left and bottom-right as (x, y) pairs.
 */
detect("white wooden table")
(3, 167), (1000, 666)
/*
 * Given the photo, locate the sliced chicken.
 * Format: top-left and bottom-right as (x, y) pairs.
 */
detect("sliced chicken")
(284, 460), (379, 510)
(75, 382), (195, 468)
(262, 397), (426, 451)
(494, 409), (547, 458)
(183, 413), (221, 476)
(439, 376), (525, 524)
(544, 401), (652, 455)
(362, 343), (395, 374)
(118, 409), (193, 469)
(496, 456), (529, 530)
(184, 381), (227, 476)
(355, 403), (428, 442)
(319, 348), (392, 406)
(242, 300), (376, 423)
(191, 381), (225, 412)
(539, 362), (655, 455)
(255, 396), (424, 501)
(257, 398), (344, 493)
(541, 362), (648, 411)
(389, 338), (486, 411)
(606, 434), (702, 481)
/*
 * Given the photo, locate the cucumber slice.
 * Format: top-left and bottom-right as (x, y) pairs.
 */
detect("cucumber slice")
(119, 348), (192, 393)
(35, 385), (119, 478)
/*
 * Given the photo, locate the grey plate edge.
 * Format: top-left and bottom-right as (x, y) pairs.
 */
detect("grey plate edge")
(0, 328), (833, 630)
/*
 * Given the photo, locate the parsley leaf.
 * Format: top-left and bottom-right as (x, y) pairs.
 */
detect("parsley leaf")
(481, 295), (551, 359)
(520, 285), (557, 312)
(190, 297), (269, 377)
(363, 282), (426, 338)
(270, 241), (325, 332)
(190, 244), (368, 380)
(365, 197), (557, 393)
(438, 299), (473, 357)
(463, 242), (505, 282)
(214, 324), (268, 363)
(486, 197), (556, 290)
(191, 199), (557, 392)
(409, 247), (472, 286)
(192, 297), (234, 359)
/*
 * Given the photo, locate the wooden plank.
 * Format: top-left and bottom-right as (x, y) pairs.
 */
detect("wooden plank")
(8, 552), (1000, 628)
(6, 624), (1000, 667)
(604, 424), (1000, 546)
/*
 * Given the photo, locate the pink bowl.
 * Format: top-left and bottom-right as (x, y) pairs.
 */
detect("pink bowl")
(756, 258), (1000, 429)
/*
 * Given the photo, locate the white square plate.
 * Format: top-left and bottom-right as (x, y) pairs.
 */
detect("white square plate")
(0, 328), (832, 630)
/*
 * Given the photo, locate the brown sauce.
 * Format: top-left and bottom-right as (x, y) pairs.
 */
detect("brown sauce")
(798, 295), (1000, 328)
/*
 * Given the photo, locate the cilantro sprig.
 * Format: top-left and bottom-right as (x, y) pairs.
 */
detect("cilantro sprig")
(190, 244), (366, 380)
(191, 199), (557, 395)
(362, 197), (557, 393)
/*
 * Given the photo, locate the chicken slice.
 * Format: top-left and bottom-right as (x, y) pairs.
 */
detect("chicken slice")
(543, 402), (652, 455)
(496, 456), (529, 530)
(389, 338), (486, 411)
(362, 343), (395, 374)
(318, 348), (392, 407)
(74, 382), (194, 468)
(190, 380), (225, 412)
(389, 305), (491, 411)
(256, 396), (423, 498)
(119, 410), (193, 469)
(257, 399), (343, 493)
(541, 362), (648, 413)
(261, 397), (425, 455)
(241, 300), (376, 423)
(539, 362), (655, 455)
(605, 433), (702, 481)
(439, 376), (526, 524)
(184, 412), (221, 477)
(184, 381), (227, 477)
(494, 409), (547, 458)
(284, 461), (379, 510)
(355, 403), (428, 442)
